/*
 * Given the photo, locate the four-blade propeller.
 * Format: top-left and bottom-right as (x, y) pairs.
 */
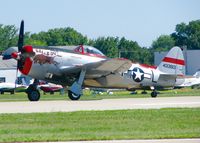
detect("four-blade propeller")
(2, 20), (35, 88)
(10, 20), (35, 70)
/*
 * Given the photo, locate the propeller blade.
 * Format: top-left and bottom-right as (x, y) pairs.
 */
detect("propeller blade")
(18, 20), (24, 52)
(2, 55), (12, 60)
(15, 68), (19, 89)
(17, 20), (25, 70)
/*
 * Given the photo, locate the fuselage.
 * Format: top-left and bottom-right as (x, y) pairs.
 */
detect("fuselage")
(122, 63), (177, 88)
(20, 46), (107, 86)
(18, 45), (179, 89)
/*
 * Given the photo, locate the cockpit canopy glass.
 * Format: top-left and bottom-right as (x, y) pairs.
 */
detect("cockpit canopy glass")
(83, 46), (105, 56)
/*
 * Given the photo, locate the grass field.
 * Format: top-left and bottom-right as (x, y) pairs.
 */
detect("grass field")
(0, 108), (199, 142)
(0, 87), (200, 102)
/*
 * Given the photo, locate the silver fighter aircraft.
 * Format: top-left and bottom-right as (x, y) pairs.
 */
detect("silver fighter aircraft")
(3, 21), (186, 101)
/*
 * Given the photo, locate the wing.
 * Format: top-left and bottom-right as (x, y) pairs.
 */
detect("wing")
(157, 74), (177, 87)
(84, 73), (139, 89)
(86, 58), (132, 78)
(59, 58), (132, 78)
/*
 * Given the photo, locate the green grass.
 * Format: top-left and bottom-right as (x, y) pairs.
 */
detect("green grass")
(0, 87), (200, 102)
(0, 108), (200, 142)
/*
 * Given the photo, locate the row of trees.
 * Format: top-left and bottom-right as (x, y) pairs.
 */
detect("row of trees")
(151, 20), (200, 51)
(0, 20), (200, 64)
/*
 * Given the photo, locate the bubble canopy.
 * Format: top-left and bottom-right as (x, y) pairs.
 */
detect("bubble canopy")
(74, 45), (105, 57)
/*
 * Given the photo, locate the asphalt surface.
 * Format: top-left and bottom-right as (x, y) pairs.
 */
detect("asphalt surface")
(35, 139), (200, 143)
(1, 96), (200, 143)
(0, 96), (200, 114)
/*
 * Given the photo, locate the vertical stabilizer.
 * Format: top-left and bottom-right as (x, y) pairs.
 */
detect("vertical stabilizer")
(157, 46), (185, 75)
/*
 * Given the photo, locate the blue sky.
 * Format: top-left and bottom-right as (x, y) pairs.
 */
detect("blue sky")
(0, 0), (199, 47)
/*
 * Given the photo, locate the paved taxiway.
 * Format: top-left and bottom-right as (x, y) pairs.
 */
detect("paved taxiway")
(34, 139), (200, 143)
(42, 139), (200, 143)
(0, 96), (200, 114)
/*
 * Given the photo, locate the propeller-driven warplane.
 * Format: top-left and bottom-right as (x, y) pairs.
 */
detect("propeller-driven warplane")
(3, 21), (186, 101)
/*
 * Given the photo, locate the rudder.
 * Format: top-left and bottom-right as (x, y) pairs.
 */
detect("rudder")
(157, 46), (185, 75)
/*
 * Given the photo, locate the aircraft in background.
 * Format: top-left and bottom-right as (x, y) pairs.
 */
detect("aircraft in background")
(175, 70), (200, 88)
(39, 82), (63, 94)
(0, 78), (28, 94)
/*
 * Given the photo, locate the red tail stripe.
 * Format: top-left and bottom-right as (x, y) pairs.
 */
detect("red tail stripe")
(162, 57), (185, 65)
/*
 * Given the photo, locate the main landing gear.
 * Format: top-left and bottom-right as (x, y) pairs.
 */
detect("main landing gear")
(150, 86), (158, 98)
(151, 90), (158, 98)
(68, 68), (86, 100)
(26, 79), (40, 101)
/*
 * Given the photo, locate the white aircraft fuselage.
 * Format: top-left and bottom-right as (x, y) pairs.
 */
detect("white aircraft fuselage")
(28, 47), (106, 83)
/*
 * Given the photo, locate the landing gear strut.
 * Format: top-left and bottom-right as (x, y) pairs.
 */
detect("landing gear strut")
(68, 68), (86, 100)
(26, 79), (40, 101)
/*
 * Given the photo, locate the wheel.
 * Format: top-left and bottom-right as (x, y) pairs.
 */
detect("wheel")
(141, 91), (147, 94)
(151, 91), (157, 98)
(130, 91), (137, 94)
(27, 90), (40, 101)
(10, 90), (15, 94)
(68, 90), (81, 100)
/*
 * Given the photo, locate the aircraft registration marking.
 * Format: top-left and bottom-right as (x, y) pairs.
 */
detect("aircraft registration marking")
(163, 64), (176, 69)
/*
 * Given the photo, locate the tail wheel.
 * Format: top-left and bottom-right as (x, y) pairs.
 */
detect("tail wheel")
(27, 90), (40, 101)
(68, 90), (81, 100)
(141, 91), (147, 94)
(11, 90), (15, 94)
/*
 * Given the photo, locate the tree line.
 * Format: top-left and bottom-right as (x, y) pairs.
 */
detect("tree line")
(0, 20), (200, 65)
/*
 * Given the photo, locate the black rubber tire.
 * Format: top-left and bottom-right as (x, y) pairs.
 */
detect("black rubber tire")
(68, 90), (81, 100)
(27, 90), (40, 101)
(151, 91), (157, 98)
(10, 90), (15, 94)
(141, 91), (147, 94)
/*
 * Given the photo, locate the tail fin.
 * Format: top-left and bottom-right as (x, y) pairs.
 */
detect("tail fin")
(157, 46), (185, 75)
(193, 70), (200, 77)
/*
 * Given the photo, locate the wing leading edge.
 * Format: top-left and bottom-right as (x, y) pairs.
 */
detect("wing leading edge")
(59, 58), (132, 78)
